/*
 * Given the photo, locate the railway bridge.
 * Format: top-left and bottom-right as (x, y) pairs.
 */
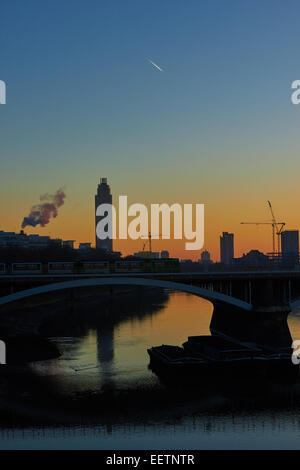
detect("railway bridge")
(1, 270), (300, 350)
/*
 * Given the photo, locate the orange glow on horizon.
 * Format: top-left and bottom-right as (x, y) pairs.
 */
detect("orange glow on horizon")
(2, 182), (299, 262)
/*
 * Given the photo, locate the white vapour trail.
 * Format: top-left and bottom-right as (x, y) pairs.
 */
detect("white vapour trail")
(148, 59), (164, 72)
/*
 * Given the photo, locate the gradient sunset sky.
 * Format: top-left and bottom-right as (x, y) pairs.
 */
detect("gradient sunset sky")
(1, 0), (300, 260)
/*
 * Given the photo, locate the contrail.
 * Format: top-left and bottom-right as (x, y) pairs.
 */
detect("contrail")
(148, 59), (163, 72)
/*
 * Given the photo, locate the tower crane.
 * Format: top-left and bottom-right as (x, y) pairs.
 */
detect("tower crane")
(267, 200), (285, 252)
(241, 201), (285, 253)
(141, 231), (163, 253)
(141, 232), (153, 253)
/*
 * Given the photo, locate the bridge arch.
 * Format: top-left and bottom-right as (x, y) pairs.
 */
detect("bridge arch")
(0, 277), (252, 311)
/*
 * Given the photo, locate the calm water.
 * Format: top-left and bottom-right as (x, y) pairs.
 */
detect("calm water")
(1, 290), (300, 449)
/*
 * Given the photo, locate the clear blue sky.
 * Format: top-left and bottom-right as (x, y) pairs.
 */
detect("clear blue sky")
(1, 0), (300, 257)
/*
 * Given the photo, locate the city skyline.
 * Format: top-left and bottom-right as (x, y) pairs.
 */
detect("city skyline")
(2, 1), (300, 260)
(1, 175), (299, 261)
(1, 179), (299, 263)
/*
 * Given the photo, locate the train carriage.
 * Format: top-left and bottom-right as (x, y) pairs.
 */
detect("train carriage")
(81, 261), (110, 274)
(48, 262), (75, 274)
(114, 260), (143, 273)
(12, 262), (42, 274)
(2, 258), (180, 275)
(150, 259), (180, 273)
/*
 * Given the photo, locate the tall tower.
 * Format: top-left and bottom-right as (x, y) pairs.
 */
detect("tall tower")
(95, 178), (113, 251)
(281, 230), (299, 264)
(220, 232), (234, 264)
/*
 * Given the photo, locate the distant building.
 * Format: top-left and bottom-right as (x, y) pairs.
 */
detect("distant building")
(63, 240), (75, 249)
(281, 230), (299, 263)
(199, 250), (212, 264)
(134, 251), (159, 259)
(95, 178), (112, 252)
(234, 250), (271, 267)
(50, 238), (63, 248)
(220, 232), (234, 264)
(281, 230), (299, 253)
(161, 250), (169, 259)
(0, 230), (63, 249)
(79, 242), (92, 250)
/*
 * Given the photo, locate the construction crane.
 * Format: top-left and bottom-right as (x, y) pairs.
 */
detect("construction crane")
(141, 231), (163, 253)
(267, 201), (285, 252)
(241, 201), (285, 253)
(141, 232), (153, 253)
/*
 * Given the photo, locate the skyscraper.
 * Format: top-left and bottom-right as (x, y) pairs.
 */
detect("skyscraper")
(95, 178), (113, 251)
(281, 230), (299, 263)
(220, 232), (234, 264)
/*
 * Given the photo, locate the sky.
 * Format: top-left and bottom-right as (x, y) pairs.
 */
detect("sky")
(1, 0), (300, 260)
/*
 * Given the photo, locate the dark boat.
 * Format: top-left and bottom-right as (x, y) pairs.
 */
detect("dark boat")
(147, 344), (208, 373)
(147, 335), (299, 378)
(182, 335), (261, 360)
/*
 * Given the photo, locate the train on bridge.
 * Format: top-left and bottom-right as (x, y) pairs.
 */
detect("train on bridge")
(0, 258), (180, 275)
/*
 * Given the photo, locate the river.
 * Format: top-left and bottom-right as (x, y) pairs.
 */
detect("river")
(1, 290), (300, 449)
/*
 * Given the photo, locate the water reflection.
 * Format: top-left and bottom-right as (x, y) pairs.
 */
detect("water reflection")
(96, 325), (115, 391)
(1, 290), (300, 449)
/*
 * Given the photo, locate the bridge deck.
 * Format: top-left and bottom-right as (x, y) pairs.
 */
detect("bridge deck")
(1, 270), (300, 280)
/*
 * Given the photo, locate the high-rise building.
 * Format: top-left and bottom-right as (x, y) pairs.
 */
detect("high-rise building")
(281, 230), (299, 263)
(220, 232), (234, 264)
(95, 178), (113, 251)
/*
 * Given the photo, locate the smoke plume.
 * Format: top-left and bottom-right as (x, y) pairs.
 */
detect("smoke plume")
(21, 188), (66, 228)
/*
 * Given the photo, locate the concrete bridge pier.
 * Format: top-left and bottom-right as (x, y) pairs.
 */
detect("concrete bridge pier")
(210, 278), (292, 350)
(210, 303), (292, 350)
